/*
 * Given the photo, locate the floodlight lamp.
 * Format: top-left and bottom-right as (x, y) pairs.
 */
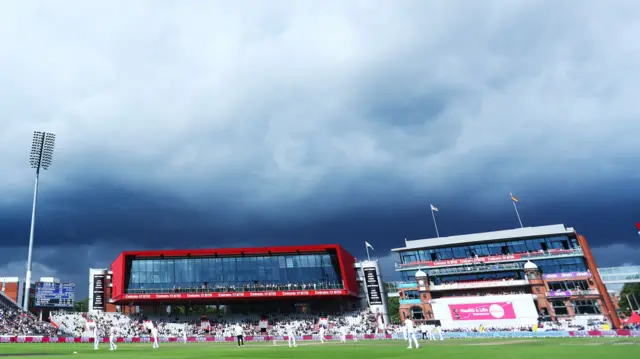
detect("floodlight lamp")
(40, 134), (56, 170)
(28, 131), (56, 170)
(29, 133), (44, 168)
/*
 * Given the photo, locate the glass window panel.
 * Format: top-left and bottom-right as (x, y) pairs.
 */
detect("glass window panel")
(126, 252), (346, 292)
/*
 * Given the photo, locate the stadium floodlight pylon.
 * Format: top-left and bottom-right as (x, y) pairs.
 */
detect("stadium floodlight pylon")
(23, 131), (56, 311)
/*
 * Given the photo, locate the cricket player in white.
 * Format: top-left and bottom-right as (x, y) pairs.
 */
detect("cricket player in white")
(404, 318), (419, 349)
(340, 326), (348, 343)
(86, 321), (99, 350)
(350, 328), (358, 342)
(109, 326), (118, 351)
(151, 325), (159, 349)
(182, 329), (188, 344)
(286, 324), (297, 348)
(435, 325), (444, 341)
(234, 324), (245, 347)
(420, 324), (427, 340)
(319, 325), (326, 344)
(427, 324), (436, 340)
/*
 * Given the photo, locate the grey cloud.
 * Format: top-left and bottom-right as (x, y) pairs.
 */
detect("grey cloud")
(591, 244), (640, 268)
(1, 0), (639, 216)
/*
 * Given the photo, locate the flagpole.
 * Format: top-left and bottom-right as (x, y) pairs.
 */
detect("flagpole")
(431, 208), (440, 238)
(365, 243), (370, 261)
(512, 201), (523, 228)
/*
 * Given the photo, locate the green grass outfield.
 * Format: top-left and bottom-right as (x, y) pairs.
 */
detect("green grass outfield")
(1, 338), (639, 359)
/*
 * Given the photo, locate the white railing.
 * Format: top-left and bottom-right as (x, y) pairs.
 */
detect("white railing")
(427, 262), (524, 276)
(546, 289), (600, 297)
(430, 279), (529, 291)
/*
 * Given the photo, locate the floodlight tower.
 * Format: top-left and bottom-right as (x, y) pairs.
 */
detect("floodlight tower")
(23, 131), (56, 311)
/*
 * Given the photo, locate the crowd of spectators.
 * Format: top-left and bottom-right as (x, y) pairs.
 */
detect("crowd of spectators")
(48, 309), (378, 338)
(0, 308), (59, 336)
(1, 295), (631, 338)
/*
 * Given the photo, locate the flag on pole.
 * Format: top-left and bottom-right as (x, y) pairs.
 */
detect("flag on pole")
(510, 192), (523, 228)
(430, 205), (440, 237)
(636, 222), (640, 236)
(365, 241), (374, 250)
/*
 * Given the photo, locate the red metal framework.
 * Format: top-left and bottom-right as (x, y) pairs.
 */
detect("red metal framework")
(109, 244), (358, 303)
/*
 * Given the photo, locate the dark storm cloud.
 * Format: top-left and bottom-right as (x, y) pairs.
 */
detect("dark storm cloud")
(1, 0), (640, 294)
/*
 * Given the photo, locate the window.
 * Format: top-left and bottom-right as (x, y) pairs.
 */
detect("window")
(404, 290), (420, 300)
(402, 253), (418, 264)
(433, 248), (453, 260)
(552, 300), (569, 316)
(470, 244), (490, 257)
(400, 271), (418, 282)
(532, 257), (588, 274)
(525, 239), (543, 252)
(572, 300), (601, 315)
(487, 243), (502, 255)
(548, 280), (590, 291)
(508, 240), (528, 254)
(452, 247), (470, 259)
(410, 306), (424, 320)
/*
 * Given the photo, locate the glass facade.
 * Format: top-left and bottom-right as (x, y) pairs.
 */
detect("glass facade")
(403, 290), (420, 300)
(398, 236), (577, 263)
(548, 280), (590, 291)
(531, 257), (588, 274)
(399, 257), (588, 282)
(551, 300), (569, 315)
(572, 300), (601, 315)
(598, 266), (640, 281)
(126, 253), (344, 292)
(400, 270), (418, 282)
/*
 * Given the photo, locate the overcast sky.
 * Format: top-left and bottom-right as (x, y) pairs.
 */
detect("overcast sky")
(1, 0), (639, 301)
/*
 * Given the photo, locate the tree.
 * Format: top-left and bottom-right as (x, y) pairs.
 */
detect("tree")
(387, 296), (401, 324)
(74, 298), (89, 312)
(617, 275), (640, 316)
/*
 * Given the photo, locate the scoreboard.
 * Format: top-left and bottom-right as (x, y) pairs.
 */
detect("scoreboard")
(34, 282), (75, 307)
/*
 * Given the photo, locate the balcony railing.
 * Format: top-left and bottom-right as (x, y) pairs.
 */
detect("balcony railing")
(126, 282), (344, 294)
(395, 248), (584, 270)
(430, 279), (529, 291)
(546, 289), (600, 297)
(427, 262), (524, 276)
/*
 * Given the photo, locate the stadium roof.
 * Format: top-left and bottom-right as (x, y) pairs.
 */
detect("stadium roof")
(392, 224), (576, 252)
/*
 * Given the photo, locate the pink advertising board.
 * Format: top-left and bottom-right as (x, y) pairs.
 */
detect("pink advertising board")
(449, 302), (517, 321)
